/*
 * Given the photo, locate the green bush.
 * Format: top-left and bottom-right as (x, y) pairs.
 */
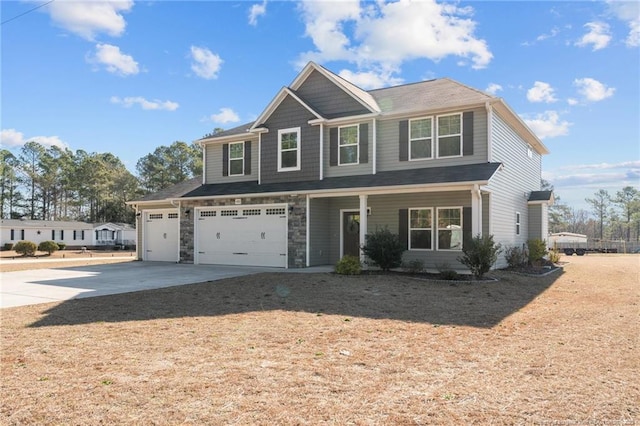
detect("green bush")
(4, 243), (14, 251)
(505, 245), (528, 268)
(527, 239), (548, 265)
(436, 262), (459, 280)
(14, 241), (37, 257)
(362, 227), (405, 272)
(57, 242), (66, 250)
(457, 234), (502, 280)
(548, 249), (561, 264)
(335, 255), (362, 275)
(402, 259), (424, 274)
(38, 241), (59, 255)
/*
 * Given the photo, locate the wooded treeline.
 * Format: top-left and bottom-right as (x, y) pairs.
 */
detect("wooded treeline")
(0, 141), (201, 224)
(545, 181), (640, 242)
(1, 141), (638, 242)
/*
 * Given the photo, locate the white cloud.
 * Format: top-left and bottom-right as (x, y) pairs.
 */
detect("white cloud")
(110, 96), (179, 111)
(485, 83), (503, 95)
(338, 68), (403, 90)
(567, 98), (579, 106)
(43, 0), (133, 41)
(574, 77), (615, 102)
(190, 46), (223, 79)
(575, 22), (611, 50)
(209, 108), (240, 124)
(1, 128), (67, 149)
(607, 0), (640, 47)
(88, 43), (139, 76)
(527, 81), (558, 103)
(249, 1), (267, 26)
(297, 0), (492, 78)
(523, 111), (571, 139)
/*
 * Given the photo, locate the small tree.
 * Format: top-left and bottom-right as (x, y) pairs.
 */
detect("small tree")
(527, 239), (548, 265)
(458, 234), (502, 279)
(38, 240), (59, 256)
(362, 227), (405, 271)
(13, 241), (37, 257)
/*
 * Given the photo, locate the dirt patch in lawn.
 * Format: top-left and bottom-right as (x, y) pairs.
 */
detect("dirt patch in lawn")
(1, 255), (638, 425)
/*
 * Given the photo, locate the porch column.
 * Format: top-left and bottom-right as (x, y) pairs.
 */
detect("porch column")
(359, 194), (368, 263)
(471, 184), (482, 237)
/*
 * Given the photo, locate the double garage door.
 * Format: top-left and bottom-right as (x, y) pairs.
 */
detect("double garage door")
(195, 206), (288, 268)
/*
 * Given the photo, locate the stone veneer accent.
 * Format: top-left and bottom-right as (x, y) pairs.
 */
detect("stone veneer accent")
(179, 195), (307, 268)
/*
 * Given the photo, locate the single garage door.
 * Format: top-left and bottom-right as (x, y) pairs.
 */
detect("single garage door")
(195, 206), (287, 268)
(144, 209), (179, 262)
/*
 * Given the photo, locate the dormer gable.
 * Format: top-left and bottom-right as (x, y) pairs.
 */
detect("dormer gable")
(250, 87), (323, 131)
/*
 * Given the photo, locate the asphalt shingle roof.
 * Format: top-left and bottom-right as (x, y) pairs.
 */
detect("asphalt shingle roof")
(182, 163), (501, 199)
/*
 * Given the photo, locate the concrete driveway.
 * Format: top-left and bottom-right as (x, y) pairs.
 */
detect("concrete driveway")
(0, 262), (282, 309)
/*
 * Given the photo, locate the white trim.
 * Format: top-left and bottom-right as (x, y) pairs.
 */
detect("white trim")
(306, 195), (310, 267)
(486, 102), (493, 162)
(308, 112), (380, 126)
(359, 194), (368, 264)
(408, 116), (434, 161)
(251, 87), (322, 132)
(202, 146), (206, 185)
(515, 211), (521, 236)
(277, 127), (301, 172)
(436, 206), (463, 251)
(319, 123), (324, 180)
(408, 207), (434, 251)
(471, 184), (482, 238)
(372, 118), (377, 175)
(258, 133), (262, 185)
(338, 124), (359, 166)
(436, 113), (463, 159)
(228, 141), (245, 176)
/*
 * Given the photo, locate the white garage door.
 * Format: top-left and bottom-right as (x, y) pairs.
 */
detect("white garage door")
(144, 209), (179, 262)
(195, 206), (287, 268)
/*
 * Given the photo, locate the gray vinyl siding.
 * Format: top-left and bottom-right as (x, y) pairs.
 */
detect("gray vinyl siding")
(322, 191), (472, 270)
(482, 193), (490, 236)
(204, 141), (258, 184)
(261, 94), (320, 184)
(528, 204), (548, 242)
(309, 198), (330, 266)
(296, 70), (370, 118)
(323, 122), (374, 178)
(377, 107), (488, 172)
(486, 111), (543, 266)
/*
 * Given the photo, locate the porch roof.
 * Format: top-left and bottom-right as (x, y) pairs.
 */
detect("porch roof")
(181, 162), (502, 199)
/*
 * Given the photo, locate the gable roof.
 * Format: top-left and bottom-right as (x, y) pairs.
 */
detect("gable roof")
(132, 176), (203, 203)
(250, 87), (323, 130)
(528, 190), (554, 204)
(0, 219), (94, 229)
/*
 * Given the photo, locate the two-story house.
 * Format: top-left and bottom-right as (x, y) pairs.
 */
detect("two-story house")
(129, 62), (552, 270)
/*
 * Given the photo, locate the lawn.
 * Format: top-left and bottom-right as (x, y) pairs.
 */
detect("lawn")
(1, 255), (638, 425)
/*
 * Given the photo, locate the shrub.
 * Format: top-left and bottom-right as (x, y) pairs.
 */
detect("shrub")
(457, 234), (502, 280)
(13, 241), (37, 257)
(548, 249), (561, 264)
(4, 243), (14, 251)
(38, 241), (59, 255)
(527, 239), (548, 265)
(57, 242), (66, 250)
(402, 259), (424, 274)
(362, 227), (405, 272)
(335, 255), (362, 275)
(436, 263), (459, 280)
(505, 245), (528, 268)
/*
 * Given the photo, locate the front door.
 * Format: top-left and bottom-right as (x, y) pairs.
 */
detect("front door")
(343, 212), (360, 257)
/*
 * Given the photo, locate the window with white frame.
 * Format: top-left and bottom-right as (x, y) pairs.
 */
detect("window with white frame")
(409, 208), (433, 250)
(437, 207), (462, 250)
(516, 212), (521, 235)
(229, 141), (244, 176)
(278, 127), (301, 171)
(339, 125), (359, 165)
(410, 117), (433, 160)
(437, 114), (462, 158)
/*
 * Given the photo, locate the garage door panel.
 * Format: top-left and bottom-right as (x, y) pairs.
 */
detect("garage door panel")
(144, 210), (179, 262)
(196, 207), (287, 267)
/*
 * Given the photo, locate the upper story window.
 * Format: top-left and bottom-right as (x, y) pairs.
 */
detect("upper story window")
(278, 127), (301, 172)
(437, 114), (462, 158)
(229, 141), (244, 176)
(409, 208), (433, 250)
(339, 125), (359, 165)
(437, 207), (462, 250)
(410, 118), (433, 160)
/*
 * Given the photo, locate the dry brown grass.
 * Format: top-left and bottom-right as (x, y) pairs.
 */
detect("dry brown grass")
(0, 250), (135, 272)
(1, 255), (638, 425)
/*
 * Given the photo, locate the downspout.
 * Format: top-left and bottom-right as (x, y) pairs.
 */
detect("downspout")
(171, 199), (181, 263)
(201, 143), (206, 184)
(258, 133), (262, 185)
(306, 195), (310, 267)
(372, 118), (377, 175)
(486, 101), (493, 163)
(319, 123), (324, 180)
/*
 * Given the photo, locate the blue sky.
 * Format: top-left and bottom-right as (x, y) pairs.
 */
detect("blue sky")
(1, 0), (639, 211)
